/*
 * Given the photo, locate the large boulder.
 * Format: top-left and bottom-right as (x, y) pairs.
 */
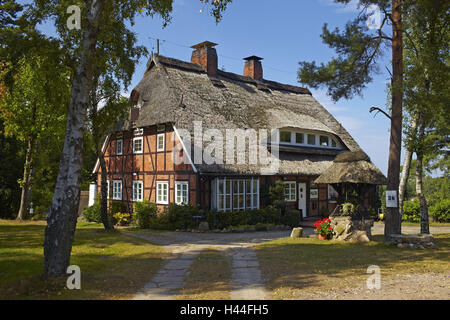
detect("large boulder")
(330, 216), (373, 242)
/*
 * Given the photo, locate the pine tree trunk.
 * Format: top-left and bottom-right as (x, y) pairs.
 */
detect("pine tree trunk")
(43, 0), (105, 278)
(415, 119), (429, 234)
(17, 136), (36, 220)
(399, 115), (418, 216)
(385, 0), (404, 241)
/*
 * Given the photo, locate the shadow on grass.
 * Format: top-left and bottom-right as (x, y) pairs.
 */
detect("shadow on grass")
(0, 222), (168, 299)
(256, 234), (450, 294)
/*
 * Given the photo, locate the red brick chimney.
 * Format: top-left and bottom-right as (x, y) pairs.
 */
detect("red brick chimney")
(191, 41), (218, 76)
(243, 56), (263, 81)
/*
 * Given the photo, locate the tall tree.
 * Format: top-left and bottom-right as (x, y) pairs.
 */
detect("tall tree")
(32, 0), (232, 277)
(298, 0), (405, 240)
(0, 51), (70, 220)
(402, 0), (449, 233)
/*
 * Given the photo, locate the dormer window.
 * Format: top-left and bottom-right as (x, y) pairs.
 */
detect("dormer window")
(277, 129), (341, 149)
(320, 135), (329, 147)
(280, 131), (291, 143)
(134, 128), (143, 136)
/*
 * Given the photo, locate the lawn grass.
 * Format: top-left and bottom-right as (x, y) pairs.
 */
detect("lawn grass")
(255, 234), (450, 299)
(0, 219), (168, 299)
(175, 248), (232, 300)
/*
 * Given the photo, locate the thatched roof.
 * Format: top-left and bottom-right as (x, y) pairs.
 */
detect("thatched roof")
(120, 53), (370, 175)
(314, 151), (387, 185)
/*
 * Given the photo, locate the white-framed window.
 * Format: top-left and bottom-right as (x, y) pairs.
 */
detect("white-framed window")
(320, 135), (329, 147)
(157, 133), (165, 152)
(279, 131), (292, 143)
(284, 181), (297, 201)
(175, 181), (189, 205)
(156, 181), (169, 204)
(116, 139), (123, 155)
(307, 134), (316, 145)
(134, 128), (143, 136)
(112, 180), (122, 200)
(232, 180), (245, 210)
(216, 178), (260, 212)
(133, 137), (143, 154)
(132, 181), (143, 202)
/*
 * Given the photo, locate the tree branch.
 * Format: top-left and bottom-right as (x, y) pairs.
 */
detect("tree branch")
(370, 107), (392, 120)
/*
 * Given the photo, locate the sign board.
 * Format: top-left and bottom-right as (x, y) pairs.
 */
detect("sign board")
(386, 190), (398, 208)
(310, 188), (318, 199)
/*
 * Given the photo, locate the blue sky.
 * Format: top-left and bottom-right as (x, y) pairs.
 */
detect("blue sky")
(37, 0), (395, 175)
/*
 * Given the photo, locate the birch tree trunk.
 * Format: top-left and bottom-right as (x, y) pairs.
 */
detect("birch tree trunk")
(44, 0), (105, 277)
(399, 115), (418, 216)
(385, 0), (404, 240)
(17, 135), (36, 220)
(415, 117), (430, 234)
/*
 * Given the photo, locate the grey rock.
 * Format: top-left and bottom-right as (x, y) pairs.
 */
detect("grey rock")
(198, 221), (210, 232)
(290, 227), (303, 238)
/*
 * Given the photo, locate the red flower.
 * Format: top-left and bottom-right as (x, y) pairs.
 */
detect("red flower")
(318, 226), (322, 229)
(329, 227), (332, 230)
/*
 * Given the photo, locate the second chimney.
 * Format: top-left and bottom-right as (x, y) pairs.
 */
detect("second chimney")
(243, 56), (263, 81)
(191, 41), (218, 76)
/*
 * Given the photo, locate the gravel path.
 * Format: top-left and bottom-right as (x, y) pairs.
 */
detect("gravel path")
(372, 222), (450, 235)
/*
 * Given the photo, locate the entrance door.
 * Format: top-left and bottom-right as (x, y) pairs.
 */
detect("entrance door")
(298, 183), (307, 218)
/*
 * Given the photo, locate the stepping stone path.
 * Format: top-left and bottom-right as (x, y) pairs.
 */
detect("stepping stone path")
(134, 248), (200, 300)
(230, 247), (268, 300)
(129, 230), (293, 300)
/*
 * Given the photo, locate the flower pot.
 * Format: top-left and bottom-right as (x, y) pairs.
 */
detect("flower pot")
(318, 233), (328, 240)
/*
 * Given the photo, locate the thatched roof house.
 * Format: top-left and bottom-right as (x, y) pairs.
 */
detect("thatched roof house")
(94, 41), (385, 216)
(117, 41), (364, 176)
(314, 151), (387, 185)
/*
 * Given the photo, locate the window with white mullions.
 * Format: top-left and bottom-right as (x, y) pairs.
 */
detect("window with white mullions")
(175, 181), (189, 205)
(156, 181), (169, 204)
(284, 181), (297, 201)
(112, 180), (122, 200)
(132, 181), (143, 202)
(133, 137), (143, 154)
(116, 139), (123, 155)
(157, 133), (165, 152)
(216, 178), (260, 211)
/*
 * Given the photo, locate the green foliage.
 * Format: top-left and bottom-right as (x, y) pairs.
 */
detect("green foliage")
(402, 200), (421, 223)
(342, 203), (355, 216)
(320, 206), (329, 218)
(133, 200), (157, 229)
(112, 212), (131, 226)
(208, 206), (285, 230)
(151, 203), (204, 230)
(82, 196), (101, 223)
(282, 210), (302, 228)
(108, 200), (126, 216)
(429, 200), (450, 223)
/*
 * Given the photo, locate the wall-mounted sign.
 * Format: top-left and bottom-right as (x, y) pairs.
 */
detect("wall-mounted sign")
(328, 185), (338, 203)
(386, 190), (398, 208)
(310, 188), (318, 199)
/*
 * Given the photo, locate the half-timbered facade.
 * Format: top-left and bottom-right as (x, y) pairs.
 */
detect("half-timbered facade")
(92, 41), (383, 217)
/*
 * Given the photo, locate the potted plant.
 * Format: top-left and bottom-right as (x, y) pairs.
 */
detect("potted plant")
(314, 218), (333, 240)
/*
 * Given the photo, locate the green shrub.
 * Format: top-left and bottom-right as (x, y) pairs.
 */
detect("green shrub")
(113, 212), (131, 226)
(430, 199), (450, 223)
(282, 209), (302, 227)
(82, 195), (101, 222)
(207, 206), (284, 230)
(402, 200), (420, 223)
(146, 203), (204, 231)
(109, 200), (126, 216)
(320, 206), (329, 218)
(133, 200), (157, 229)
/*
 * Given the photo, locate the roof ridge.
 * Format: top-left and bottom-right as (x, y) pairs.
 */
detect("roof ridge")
(153, 54), (311, 95)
